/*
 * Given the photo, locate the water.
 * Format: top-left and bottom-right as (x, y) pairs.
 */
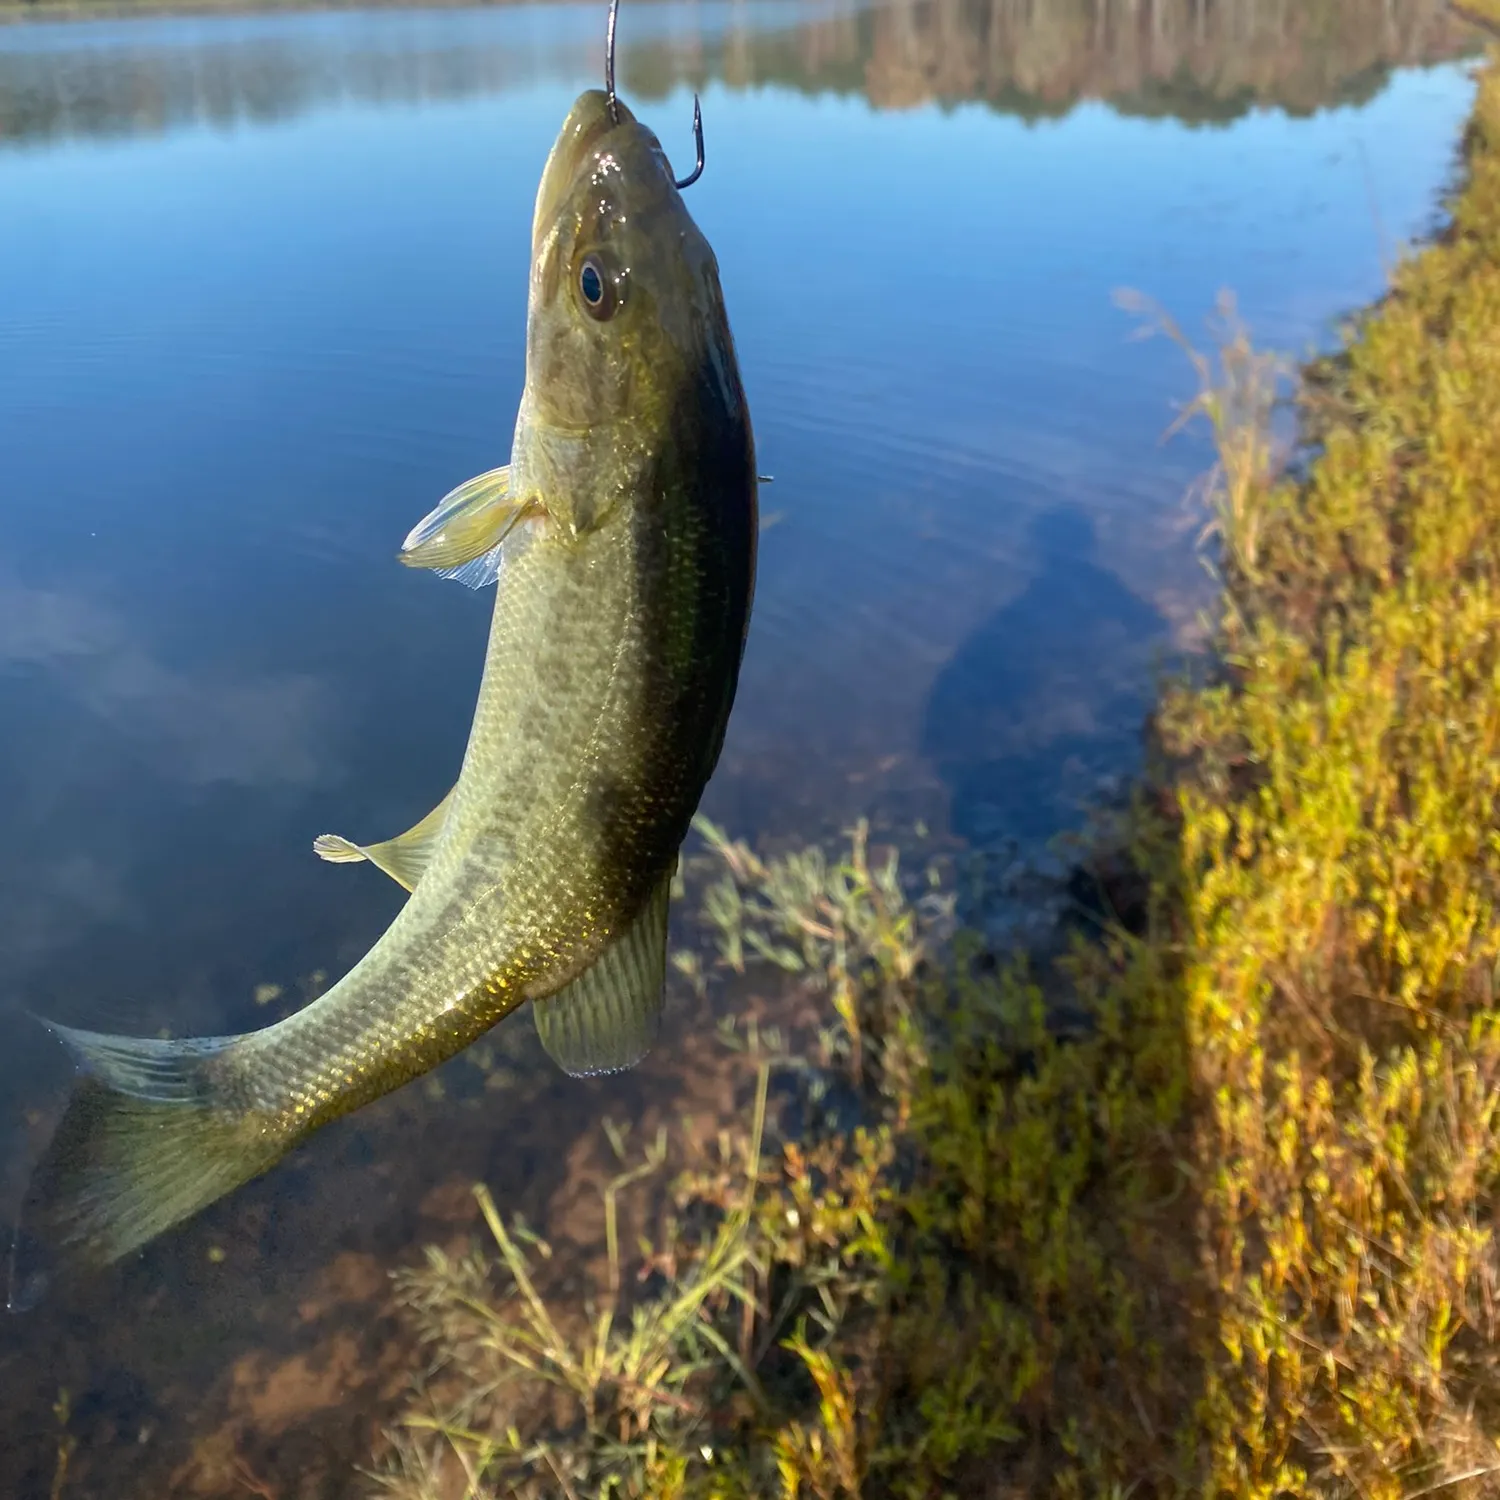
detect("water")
(0, 0), (1482, 1491)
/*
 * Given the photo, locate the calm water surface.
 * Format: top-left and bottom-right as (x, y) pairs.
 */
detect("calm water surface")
(0, 0), (1483, 1490)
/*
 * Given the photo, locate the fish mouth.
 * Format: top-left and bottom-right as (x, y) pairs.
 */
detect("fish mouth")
(532, 88), (639, 251)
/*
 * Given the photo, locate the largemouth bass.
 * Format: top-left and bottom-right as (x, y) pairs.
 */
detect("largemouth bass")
(13, 60), (756, 1300)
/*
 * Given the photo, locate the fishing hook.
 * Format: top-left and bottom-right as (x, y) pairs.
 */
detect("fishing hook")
(604, 0), (706, 189)
(674, 94), (705, 190)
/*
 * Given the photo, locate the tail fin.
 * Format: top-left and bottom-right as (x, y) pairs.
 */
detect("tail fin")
(9, 1022), (283, 1311)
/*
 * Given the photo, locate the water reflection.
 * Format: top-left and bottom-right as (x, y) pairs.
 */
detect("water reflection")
(0, 568), (330, 792)
(857, 0), (1475, 118)
(0, 0), (1478, 149)
(0, 0), (1483, 1490)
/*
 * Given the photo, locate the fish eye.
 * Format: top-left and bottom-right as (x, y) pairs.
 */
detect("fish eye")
(577, 254), (620, 321)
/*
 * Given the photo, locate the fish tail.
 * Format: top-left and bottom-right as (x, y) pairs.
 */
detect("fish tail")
(9, 1021), (282, 1311)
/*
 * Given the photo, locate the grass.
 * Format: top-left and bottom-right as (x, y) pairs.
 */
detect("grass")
(366, 830), (925, 1500)
(368, 33), (1500, 1500)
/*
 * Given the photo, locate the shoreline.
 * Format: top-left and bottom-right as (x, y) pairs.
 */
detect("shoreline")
(358, 29), (1500, 1498)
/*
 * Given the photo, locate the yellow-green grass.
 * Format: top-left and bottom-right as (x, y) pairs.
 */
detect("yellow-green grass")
(368, 36), (1500, 1500)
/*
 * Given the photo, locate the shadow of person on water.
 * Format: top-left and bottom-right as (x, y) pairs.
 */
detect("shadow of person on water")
(921, 502), (1170, 851)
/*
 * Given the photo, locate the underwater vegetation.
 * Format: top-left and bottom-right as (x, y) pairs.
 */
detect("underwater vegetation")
(364, 27), (1500, 1500)
(367, 818), (941, 1498)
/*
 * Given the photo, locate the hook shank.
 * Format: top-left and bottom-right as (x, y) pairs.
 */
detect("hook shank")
(605, 0), (620, 123)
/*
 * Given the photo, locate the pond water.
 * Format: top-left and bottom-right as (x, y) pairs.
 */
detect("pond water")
(0, 0), (1484, 1491)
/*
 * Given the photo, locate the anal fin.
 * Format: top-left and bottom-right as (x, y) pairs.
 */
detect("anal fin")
(313, 788), (455, 893)
(532, 870), (673, 1078)
(399, 466), (541, 590)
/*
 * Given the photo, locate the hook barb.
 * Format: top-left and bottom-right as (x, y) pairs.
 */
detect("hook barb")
(674, 93), (705, 190)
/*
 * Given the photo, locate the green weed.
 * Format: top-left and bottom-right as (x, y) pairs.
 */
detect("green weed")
(372, 38), (1500, 1500)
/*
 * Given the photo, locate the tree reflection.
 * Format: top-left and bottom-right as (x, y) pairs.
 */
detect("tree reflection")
(0, 0), (1478, 149)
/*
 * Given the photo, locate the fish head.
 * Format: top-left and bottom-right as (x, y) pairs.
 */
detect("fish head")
(517, 88), (750, 532)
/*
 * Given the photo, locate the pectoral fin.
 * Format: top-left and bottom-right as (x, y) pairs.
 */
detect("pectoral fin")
(312, 788), (455, 893)
(532, 870), (673, 1078)
(399, 466), (540, 590)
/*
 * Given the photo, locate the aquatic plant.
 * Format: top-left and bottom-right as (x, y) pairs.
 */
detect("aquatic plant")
(366, 826), (935, 1500)
(689, 814), (949, 1104)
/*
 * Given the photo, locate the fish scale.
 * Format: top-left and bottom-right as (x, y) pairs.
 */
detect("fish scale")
(255, 499), (684, 1119)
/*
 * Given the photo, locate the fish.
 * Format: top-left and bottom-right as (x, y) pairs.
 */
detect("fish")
(10, 69), (756, 1304)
